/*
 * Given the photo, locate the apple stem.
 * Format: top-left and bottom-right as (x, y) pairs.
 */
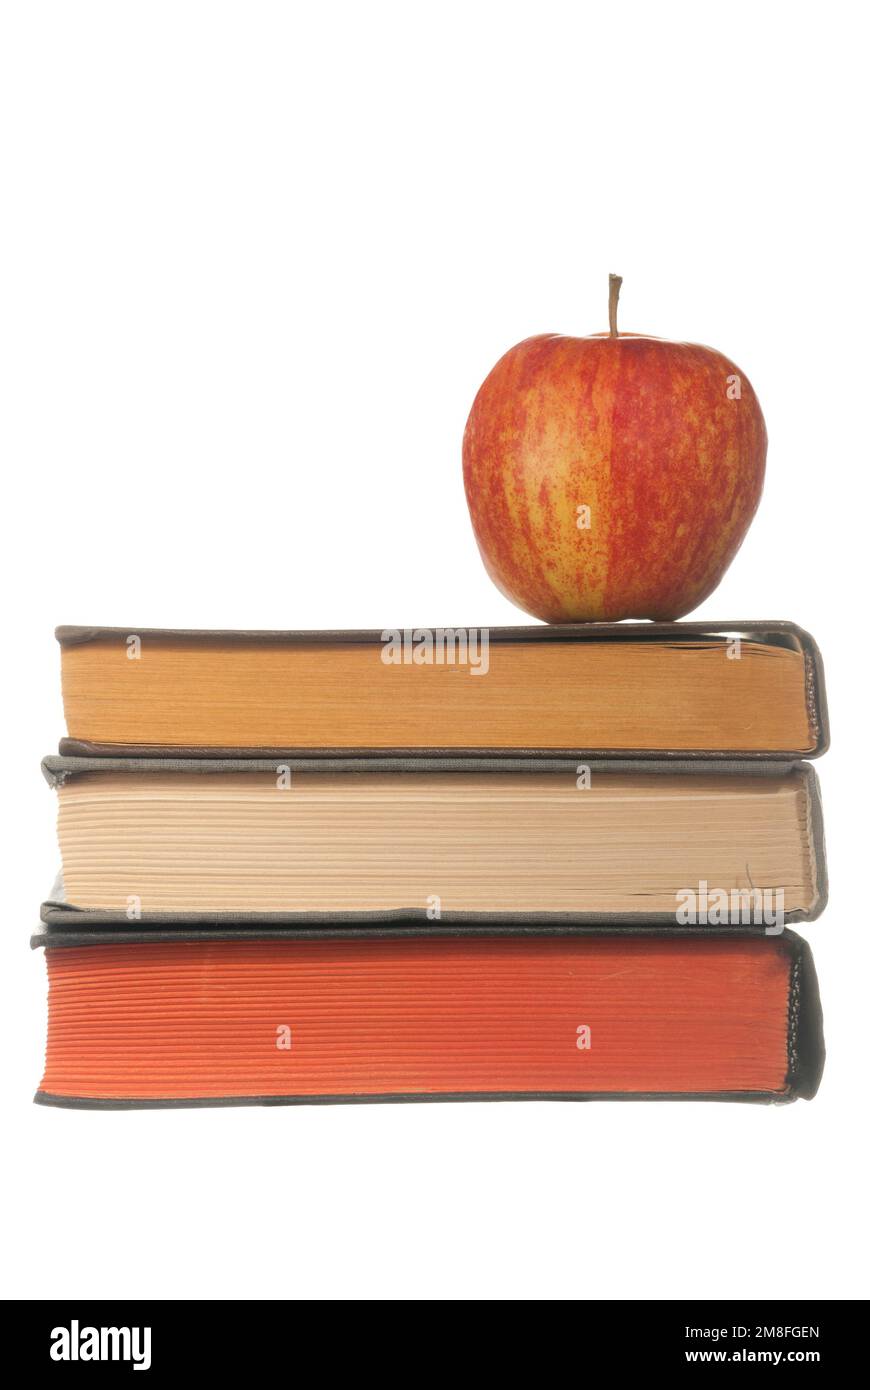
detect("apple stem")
(609, 274), (622, 337)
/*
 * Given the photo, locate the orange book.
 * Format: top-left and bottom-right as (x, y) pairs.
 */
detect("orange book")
(56, 622), (828, 759)
(33, 928), (824, 1107)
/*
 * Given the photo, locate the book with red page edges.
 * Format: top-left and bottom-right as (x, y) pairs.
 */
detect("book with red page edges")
(32, 926), (824, 1108)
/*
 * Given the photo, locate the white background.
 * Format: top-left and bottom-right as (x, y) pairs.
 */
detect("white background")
(1, 1), (867, 1300)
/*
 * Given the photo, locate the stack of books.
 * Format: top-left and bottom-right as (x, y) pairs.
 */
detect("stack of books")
(34, 620), (828, 1107)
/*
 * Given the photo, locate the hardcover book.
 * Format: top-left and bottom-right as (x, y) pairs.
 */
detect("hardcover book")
(41, 755), (827, 924)
(55, 621), (828, 760)
(31, 926), (824, 1107)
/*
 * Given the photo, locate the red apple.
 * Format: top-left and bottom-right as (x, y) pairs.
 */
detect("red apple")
(462, 277), (767, 622)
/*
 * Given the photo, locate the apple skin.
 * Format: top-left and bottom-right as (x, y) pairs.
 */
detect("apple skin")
(462, 332), (767, 622)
